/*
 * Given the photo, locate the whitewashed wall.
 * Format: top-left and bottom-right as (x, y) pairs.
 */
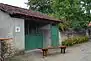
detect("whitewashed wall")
(0, 10), (25, 51)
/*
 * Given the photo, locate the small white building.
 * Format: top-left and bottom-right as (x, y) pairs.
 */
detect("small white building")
(0, 3), (61, 53)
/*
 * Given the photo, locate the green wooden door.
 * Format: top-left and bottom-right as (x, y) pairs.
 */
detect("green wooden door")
(51, 25), (59, 47)
(25, 32), (43, 50)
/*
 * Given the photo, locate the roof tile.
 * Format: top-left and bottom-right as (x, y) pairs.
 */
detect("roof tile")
(0, 3), (60, 22)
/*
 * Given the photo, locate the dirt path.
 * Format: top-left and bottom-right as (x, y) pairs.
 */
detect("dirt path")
(7, 41), (91, 61)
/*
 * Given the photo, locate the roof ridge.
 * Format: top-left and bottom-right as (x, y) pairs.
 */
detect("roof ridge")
(0, 3), (48, 15)
(0, 3), (28, 10)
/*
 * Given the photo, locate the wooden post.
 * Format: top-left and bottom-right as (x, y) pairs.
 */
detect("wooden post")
(42, 48), (48, 56)
(59, 46), (66, 53)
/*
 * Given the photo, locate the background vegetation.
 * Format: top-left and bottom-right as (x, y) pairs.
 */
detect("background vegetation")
(27, 0), (91, 31)
(62, 36), (89, 46)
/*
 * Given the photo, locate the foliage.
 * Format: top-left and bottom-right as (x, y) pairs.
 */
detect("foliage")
(27, 0), (53, 14)
(62, 36), (89, 46)
(51, 0), (91, 30)
(27, 0), (91, 31)
(58, 20), (71, 31)
(80, 0), (91, 15)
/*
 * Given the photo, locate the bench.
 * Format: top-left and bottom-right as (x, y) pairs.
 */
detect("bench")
(41, 46), (67, 56)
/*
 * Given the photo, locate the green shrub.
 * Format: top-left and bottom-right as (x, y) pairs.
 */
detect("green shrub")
(62, 36), (89, 46)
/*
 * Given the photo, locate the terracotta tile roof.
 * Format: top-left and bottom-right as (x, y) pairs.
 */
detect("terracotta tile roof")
(0, 3), (61, 22)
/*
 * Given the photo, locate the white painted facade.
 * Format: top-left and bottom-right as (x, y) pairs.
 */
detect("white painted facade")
(0, 10), (25, 51)
(0, 10), (61, 52)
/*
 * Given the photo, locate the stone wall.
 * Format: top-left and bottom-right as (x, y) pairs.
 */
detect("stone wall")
(60, 29), (86, 41)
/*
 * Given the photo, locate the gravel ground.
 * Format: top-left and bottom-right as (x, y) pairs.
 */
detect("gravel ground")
(7, 41), (91, 61)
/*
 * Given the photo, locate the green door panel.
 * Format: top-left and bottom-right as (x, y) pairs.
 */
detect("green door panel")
(51, 25), (59, 47)
(25, 32), (43, 50)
